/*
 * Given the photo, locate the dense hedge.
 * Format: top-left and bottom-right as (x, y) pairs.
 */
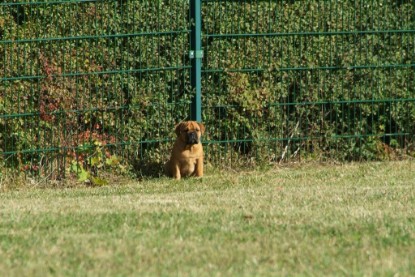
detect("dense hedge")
(201, 0), (415, 164)
(1, 0), (414, 180)
(0, 1), (191, 179)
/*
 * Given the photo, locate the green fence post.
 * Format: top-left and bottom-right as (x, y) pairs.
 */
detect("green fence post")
(190, 0), (202, 122)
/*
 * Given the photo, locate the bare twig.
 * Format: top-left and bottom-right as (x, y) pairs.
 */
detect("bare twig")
(279, 121), (300, 164)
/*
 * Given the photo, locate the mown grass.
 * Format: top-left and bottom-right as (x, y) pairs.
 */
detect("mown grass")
(0, 161), (414, 276)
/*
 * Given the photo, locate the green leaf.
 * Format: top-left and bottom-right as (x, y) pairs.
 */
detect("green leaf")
(78, 169), (90, 182)
(71, 161), (82, 173)
(90, 156), (101, 167)
(105, 155), (120, 166)
(91, 176), (108, 186)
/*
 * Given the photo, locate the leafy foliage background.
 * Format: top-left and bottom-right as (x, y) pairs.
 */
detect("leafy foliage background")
(0, 0), (414, 179)
(201, 0), (415, 164)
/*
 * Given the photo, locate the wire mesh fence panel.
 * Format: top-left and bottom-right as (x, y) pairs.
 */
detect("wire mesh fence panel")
(1, 0), (415, 181)
(0, 1), (191, 180)
(201, 0), (415, 165)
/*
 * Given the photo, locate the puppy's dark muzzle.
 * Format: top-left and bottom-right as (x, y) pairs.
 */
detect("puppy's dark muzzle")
(187, 132), (199, 145)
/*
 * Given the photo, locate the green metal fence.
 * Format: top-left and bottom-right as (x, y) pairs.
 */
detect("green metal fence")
(1, 0), (414, 180)
(1, 0), (192, 179)
(201, 0), (415, 164)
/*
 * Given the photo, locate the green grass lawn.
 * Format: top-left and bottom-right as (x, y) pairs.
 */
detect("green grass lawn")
(0, 161), (414, 276)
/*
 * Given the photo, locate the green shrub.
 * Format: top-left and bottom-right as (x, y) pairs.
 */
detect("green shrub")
(1, 0), (414, 182)
(202, 0), (415, 163)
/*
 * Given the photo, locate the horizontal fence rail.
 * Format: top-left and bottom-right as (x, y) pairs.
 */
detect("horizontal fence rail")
(201, 0), (415, 164)
(1, 0), (414, 181)
(1, 0), (192, 180)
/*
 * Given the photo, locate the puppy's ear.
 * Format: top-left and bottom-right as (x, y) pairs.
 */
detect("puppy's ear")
(175, 122), (184, 137)
(198, 122), (205, 135)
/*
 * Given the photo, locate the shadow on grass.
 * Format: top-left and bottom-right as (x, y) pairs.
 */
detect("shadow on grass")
(132, 159), (166, 180)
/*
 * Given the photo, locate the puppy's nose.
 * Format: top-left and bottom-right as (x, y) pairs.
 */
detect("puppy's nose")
(187, 132), (198, 144)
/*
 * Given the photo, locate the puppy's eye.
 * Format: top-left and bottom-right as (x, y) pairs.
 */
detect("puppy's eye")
(183, 128), (189, 132)
(196, 128), (200, 132)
